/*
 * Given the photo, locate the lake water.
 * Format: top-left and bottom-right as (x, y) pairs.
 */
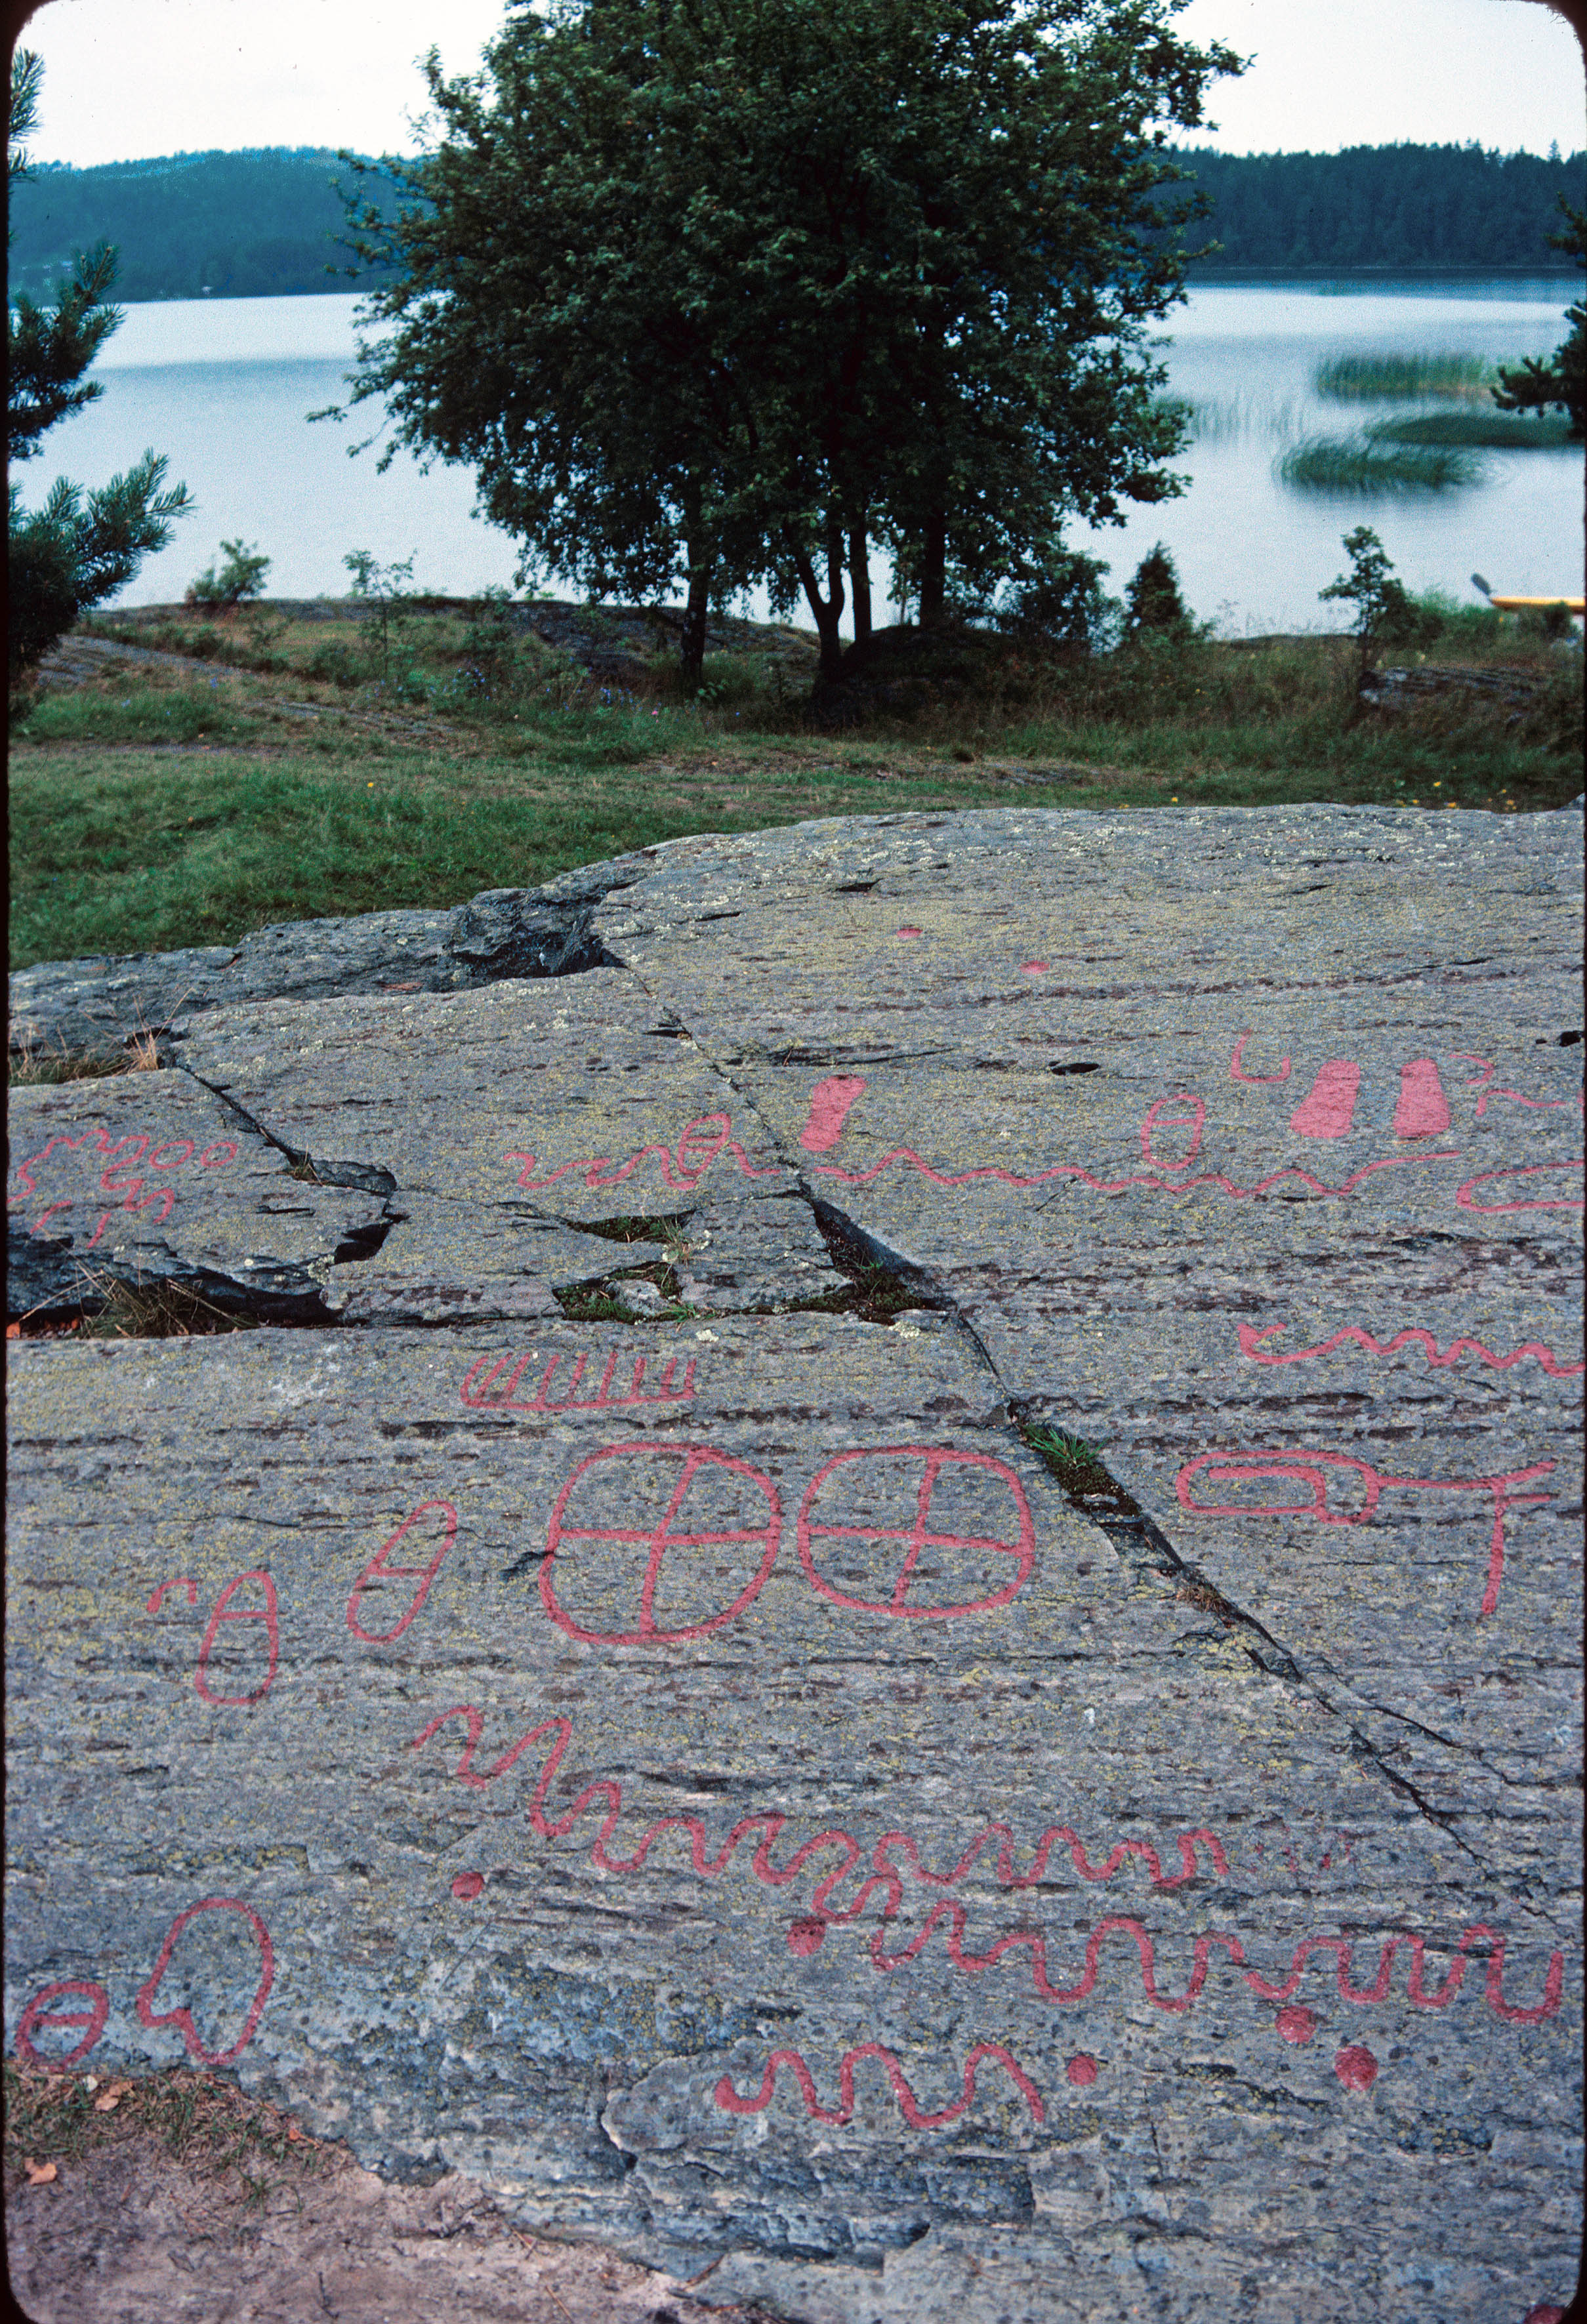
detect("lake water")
(18, 280), (1583, 638)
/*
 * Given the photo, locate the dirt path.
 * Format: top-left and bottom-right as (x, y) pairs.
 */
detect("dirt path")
(5, 2072), (785, 2324)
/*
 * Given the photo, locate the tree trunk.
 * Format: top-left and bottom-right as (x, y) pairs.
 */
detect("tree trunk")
(680, 485), (711, 690)
(782, 521), (846, 675)
(848, 514), (871, 643)
(918, 506), (946, 628)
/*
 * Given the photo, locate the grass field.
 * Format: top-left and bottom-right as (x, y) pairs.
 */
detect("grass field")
(9, 600), (1581, 971)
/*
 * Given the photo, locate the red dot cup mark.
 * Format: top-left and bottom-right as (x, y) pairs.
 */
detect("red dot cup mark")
(14, 1981), (110, 2072)
(1140, 1093), (1206, 1173)
(541, 1443), (782, 1645)
(195, 1570), (279, 1706)
(1524, 2308), (1567, 2323)
(134, 1898), (274, 2068)
(1277, 2005), (1318, 2045)
(797, 1446), (1035, 1620)
(1065, 2054), (1098, 2087)
(896, 926), (924, 939)
(676, 1114), (732, 1182)
(451, 1871), (485, 1902)
(346, 1499), (459, 1644)
(1021, 961), (1049, 975)
(787, 1917), (826, 1957)
(1334, 2043), (1378, 2091)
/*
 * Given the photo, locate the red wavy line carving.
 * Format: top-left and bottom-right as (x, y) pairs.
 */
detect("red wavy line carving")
(714, 2041), (1046, 2128)
(504, 1112), (781, 1194)
(409, 1711), (1227, 1928)
(871, 1907), (1563, 2024)
(812, 1146), (1458, 1202)
(410, 1715), (1562, 2026)
(1237, 1321), (1583, 1380)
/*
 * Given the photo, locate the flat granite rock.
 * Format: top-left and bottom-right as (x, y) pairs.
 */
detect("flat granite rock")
(6, 805), (1582, 2324)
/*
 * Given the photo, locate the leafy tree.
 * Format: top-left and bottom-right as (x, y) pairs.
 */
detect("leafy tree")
(337, 0), (1241, 680)
(1319, 526), (1441, 677)
(1494, 202), (1586, 441)
(186, 538), (272, 609)
(7, 51), (192, 683)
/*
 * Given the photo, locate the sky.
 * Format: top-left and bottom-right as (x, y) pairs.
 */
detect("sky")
(14, 0), (1587, 169)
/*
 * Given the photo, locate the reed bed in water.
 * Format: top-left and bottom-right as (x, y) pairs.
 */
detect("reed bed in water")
(1277, 433), (1483, 492)
(1367, 407), (1577, 450)
(1314, 351), (1496, 401)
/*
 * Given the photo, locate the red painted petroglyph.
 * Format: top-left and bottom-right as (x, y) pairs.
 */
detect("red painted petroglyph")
(195, 1571), (280, 1707)
(800, 1075), (867, 1154)
(1229, 1034), (1292, 1084)
(9, 1123), (238, 1240)
(1453, 1053), (1581, 1121)
(346, 1499), (458, 1644)
(460, 1347), (695, 1416)
(1140, 1095), (1206, 1172)
(814, 1141), (1454, 1203)
(1394, 1059), (1451, 1137)
(714, 2041), (1045, 2129)
(147, 1578), (199, 1613)
(410, 1713), (1563, 2028)
(796, 1447), (1036, 1620)
(134, 1898), (274, 2067)
(1175, 1448), (1555, 1617)
(413, 1710), (1227, 1932)
(873, 1909), (1563, 2024)
(1334, 2043), (1378, 2090)
(541, 1444), (782, 1644)
(504, 1112), (780, 1196)
(14, 1982), (110, 2071)
(1456, 1160), (1584, 1215)
(1288, 1060), (1361, 1139)
(1237, 1320), (1583, 1381)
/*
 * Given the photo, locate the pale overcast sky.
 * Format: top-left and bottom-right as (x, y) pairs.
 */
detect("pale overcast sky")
(14, 0), (1586, 169)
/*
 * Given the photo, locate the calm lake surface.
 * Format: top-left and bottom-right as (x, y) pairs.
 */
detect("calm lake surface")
(23, 280), (1584, 638)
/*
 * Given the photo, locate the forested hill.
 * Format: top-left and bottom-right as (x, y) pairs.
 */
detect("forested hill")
(6, 140), (1584, 306)
(1174, 143), (1584, 274)
(5, 148), (403, 303)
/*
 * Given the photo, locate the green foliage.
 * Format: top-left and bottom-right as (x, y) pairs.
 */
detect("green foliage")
(7, 51), (192, 680)
(336, 0), (1241, 677)
(1169, 142), (1586, 275)
(8, 459), (194, 682)
(1494, 203), (1586, 441)
(5, 146), (401, 304)
(186, 539), (272, 608)
(1123, 543), (1193, 639)
(1279, 436), (1482, 495)
(1320, 527), (1443, 672)
(999, 548), (1119, 653)
(1314, 352), (1494, 403)
(343, 548), (418, 687)
(1368, 407), (1573, 449)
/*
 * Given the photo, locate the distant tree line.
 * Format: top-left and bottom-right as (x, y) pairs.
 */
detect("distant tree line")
(1173, 142), (1586, 275)
(7, 140), (1582, 308)
(5, 147), (403, 303)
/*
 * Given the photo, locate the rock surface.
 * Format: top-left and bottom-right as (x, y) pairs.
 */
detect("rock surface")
(7, 805), (1582, 2324)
